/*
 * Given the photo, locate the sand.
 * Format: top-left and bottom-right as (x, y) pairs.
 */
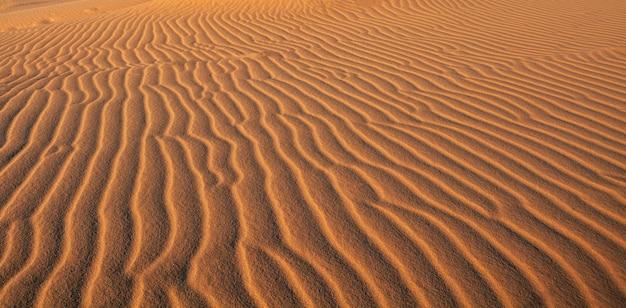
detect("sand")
(0, 0), (625, 306)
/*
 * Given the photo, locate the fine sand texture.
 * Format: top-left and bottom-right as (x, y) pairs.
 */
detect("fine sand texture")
(1, 0), (626, 307)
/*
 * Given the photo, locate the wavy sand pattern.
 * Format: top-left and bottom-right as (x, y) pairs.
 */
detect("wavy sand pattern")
(1, 0), (625, 306)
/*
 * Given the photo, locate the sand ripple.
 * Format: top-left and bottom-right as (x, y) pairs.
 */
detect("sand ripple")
(0, 0), (625, 306)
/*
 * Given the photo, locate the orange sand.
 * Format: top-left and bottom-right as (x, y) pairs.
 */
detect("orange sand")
(0, 0), (625, 306)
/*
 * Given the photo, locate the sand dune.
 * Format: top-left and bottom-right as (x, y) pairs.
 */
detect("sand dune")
(0, 0), (625, 306)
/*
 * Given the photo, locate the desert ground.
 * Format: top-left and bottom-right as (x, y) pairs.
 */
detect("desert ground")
(0, 0), (625, 307)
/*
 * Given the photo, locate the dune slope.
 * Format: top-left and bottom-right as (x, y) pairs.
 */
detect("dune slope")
(0, 0), (625, 306)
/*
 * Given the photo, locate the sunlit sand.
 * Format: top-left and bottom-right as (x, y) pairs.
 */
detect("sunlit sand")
(0, 0), (625, 306)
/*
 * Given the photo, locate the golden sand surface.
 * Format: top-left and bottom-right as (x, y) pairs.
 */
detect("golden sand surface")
(0, 0), (625, 306)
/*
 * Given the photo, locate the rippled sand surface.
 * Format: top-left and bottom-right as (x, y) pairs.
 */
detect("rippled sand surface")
(1, 0), (625, 306)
